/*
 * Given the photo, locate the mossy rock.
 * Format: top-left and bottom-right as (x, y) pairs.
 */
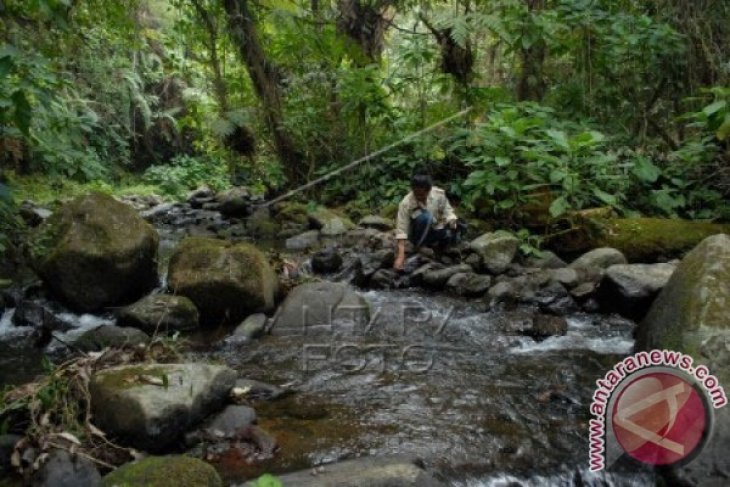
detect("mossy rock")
(379, 203), (399, 221)
(167, 237), (278, 325)
(28, 192), (159, 311)
(274, 202), (309, 225)
(547, 217), (730, 262)
(102, 456), (221, 487)
(307, 207), (355, 236)
(116, 294), (199, 334)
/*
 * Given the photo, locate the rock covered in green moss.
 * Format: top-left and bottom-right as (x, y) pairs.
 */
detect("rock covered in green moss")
(635, 234), (730, 486)
(167, 238), (277, 325)
(102, 456), (221, 487)
(307, 207), (354, 236)
(90, 363), (237, 452)
(28, 192), (159, 312)
(549, 217), (730, 262)
(116, 294), (199, 334)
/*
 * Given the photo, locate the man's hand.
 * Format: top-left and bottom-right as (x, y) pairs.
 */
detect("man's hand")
(393, 254), (405, 271)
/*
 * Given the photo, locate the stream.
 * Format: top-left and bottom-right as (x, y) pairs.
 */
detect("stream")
(0, 206), (658, 486)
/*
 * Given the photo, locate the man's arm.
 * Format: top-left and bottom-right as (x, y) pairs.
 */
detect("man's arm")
(394, 200), (409, 270)
(442, 192), (458, 226)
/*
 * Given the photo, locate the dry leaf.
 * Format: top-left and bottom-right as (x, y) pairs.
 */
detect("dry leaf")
(56, 431), (82, 445)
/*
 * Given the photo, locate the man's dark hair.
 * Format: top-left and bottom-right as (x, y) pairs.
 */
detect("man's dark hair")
(410, 172), (433, 190)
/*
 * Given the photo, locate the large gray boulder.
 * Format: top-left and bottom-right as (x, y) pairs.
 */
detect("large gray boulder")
(90, 363), (237, 452)
(241, 456), (444, 487)
(28, 192), (159, 312)
(469, 232), (519, 274)
(270, 282), (369, 336)
(635, 234), (730, 486)
(116, 294), (199, 334)
(597, 262), (675, 319)
(167, 238), (278, 325)
(568, 247), (627, 269)
(308, 208), (354, 236)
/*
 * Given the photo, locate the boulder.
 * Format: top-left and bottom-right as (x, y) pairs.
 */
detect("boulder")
(186, 405), (257, 445)
(270, 282), (369, 336)
(241, 456), (445, 487)
(308, 208), (354, 237)
(524, 250), (567, 269)
(90, 363), (237, 451)
(232, 313), (268, 340)
(32, 449), (101, 487)
(246, 207), (281, 239)
(422, 264), (473, 289)
(116, 294), (199, 334)
(28, 192), (159, 311)
(75, 325), (149, 352)
(568, 247), (626, 270)
(285, 230), (320, 251)
(12, 300), (73, 333)
(216, 186), (253, 217)
(167, 238), (277, 325)
(101, 456), (221, 487)
(469, 232), (519, 274)
(370, 269), (400, 289)
(358, 215), (394, 231)
(634, 234), (730, 486)
(311, 248), (343, 274)
(597, 263), (675, 320)
(273, 202), (309, 225)
(445, 272), (492, 297)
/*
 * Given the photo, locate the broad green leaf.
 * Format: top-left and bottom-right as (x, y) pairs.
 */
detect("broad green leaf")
(549, 196), (570, 217)
(495, 156), (511, 167)
(717, 114), (730, 141)
(703, 100), (727, 117)
(549, 169), (566, 183)
(546, 129), (570, 151)
(11, 90), (31, 136)
(630, 157), (661, 183)
(0, 56), (13, 78)
(593, 188), (617, 206)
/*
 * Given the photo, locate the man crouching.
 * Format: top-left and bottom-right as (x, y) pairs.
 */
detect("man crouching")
(393, 171), (464, 271)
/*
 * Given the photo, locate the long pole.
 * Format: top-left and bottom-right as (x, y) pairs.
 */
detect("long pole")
(261, 107), (472, 207)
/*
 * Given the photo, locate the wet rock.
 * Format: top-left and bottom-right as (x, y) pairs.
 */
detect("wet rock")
(550, 268), (580, 288)
(32, 449), (101, 487)
(469, 232), (519, 274)
(352, 249), (393, 286)
(90, 363), (237, 452)
(370, 269), (400, 289)
(597, 262), (676, 320)
(101, 456), (222, 487)
(246, 207), (281, 239)
(568, 247), (627, 270)
(18, 202), (52, 227)
(342, 228), (390, 249)
(12, 300), (73, 333)
(187, 186), (215, 204)
(216, 186), (253, 217)
(635, 234), (730, 487)
(233, 313), (268, 340)
(308, 208), (354, 237)
(0, 434), (21, 474)
(570, 282), (597, 300)
(270, 282), (369, 336)
(75, 325), (149, 352)
(140, 202), (176, 221)
(446, 272), (492, 297)
(116, 294), (199, 334)
(499, 311), (568, 341)
(241, 455), (445, 487)
(311, 248), (343, 274)
(168, 237), (278, 325)
(28, 192), (159, 312)
(285, 230), (320, 251)
(525, 250), (567, 269)
(358, 215), (393, 231)
(186, 405), (257, 445)
(422, 264), (473, 289)
(464, 252), (481, 269)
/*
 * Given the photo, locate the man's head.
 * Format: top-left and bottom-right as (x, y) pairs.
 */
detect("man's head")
(410, 172), (433, 203)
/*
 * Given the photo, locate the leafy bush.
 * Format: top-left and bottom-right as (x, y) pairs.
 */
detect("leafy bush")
(143, 154), (230, 198)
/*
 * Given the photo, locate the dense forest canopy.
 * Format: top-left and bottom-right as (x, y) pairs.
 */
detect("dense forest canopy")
(1, 0), (729, 232)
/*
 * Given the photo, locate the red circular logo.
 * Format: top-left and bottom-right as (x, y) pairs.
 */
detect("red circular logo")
(612, 371), (710, 466)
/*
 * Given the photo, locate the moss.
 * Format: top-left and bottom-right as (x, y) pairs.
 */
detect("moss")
(95, 365), (173, 391)
(102, 456), (222, 487)
(274, 202), (309, 225)
(379, 203), (399, 221)
(593, 218), (730, 262)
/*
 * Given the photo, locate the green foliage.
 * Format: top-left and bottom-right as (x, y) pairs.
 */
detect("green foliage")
(143, 154), (230, 198)
(249, 474), (283, 487)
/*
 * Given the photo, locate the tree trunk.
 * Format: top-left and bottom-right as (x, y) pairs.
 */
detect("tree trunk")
(516, 0), (547, 101)
(223, 0), (305, 185)
(336, 0), (395, 65)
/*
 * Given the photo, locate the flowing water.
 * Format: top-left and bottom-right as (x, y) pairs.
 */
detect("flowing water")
(0, 208), (657, 485)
